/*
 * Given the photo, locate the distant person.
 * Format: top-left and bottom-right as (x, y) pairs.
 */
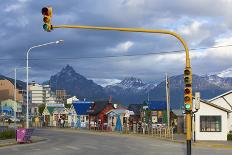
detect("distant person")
(60, 119), (64, 128)
(35, 117), (40, 128)
(63, 119), (65, 128)
(58, 118), (61, 128)
(71, 119), (74, 128)
(8, 118), (11, 126)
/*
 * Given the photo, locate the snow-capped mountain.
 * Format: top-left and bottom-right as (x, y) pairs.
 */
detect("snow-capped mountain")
(216, 67), (232, 78)
(105, 77), (156, 92)
(39, 65), (232, 108)
(91, 78), (121, 87)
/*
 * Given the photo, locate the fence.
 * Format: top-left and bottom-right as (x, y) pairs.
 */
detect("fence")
(121, 124), (174, 140)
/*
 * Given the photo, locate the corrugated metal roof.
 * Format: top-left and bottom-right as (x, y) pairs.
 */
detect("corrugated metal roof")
(73, 102), (93, 115)
(128, 104), (143, 115)
(145, 101), (167, 110)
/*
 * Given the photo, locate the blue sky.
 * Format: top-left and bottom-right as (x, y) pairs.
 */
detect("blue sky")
(1, 0), (232, 85)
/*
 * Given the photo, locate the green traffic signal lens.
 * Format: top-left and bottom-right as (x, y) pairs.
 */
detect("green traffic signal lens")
(184, 77), (189, 83)
(43, 24), (49, 31)
(185, 104), (191, 109)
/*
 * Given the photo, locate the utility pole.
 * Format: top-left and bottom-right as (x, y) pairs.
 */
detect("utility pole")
(166, 74), (170, 127)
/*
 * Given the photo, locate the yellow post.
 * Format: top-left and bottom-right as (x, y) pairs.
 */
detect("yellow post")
(52, 24), (192, 154)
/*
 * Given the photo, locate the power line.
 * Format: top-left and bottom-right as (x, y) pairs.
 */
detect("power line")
(1, 43), (232, 61)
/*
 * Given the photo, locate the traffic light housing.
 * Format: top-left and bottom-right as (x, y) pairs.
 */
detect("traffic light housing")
(42, 6), (52, 32)
(184, 67), (192, 111)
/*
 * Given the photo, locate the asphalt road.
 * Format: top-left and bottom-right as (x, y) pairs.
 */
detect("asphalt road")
(0, 129), (231, 155)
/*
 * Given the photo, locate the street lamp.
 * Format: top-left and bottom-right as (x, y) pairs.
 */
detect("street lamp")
(26, 40), (63, 128)
(14, 67), (29, 129)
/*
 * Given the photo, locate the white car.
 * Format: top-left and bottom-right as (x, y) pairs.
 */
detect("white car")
(5, 117), (20, 123)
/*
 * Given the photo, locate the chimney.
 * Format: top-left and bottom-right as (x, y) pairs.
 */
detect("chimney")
(109, 96), (112, 104)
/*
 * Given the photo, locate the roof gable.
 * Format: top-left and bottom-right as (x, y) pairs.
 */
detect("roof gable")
(88, 100), (112, 115)
(195, 98), (232, 113)
(128, 104), (143, 115)
(209, 90), (232, 102)
(73, 102), (93, 115)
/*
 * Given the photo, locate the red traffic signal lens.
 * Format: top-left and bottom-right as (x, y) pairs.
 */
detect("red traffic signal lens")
(42, 7), (49, 16)
(184, 69), (190, 75)
(185, 84), (191, 87)
(184, 88), (191, 94)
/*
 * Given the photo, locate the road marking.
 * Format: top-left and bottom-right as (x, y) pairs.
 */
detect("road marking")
(11, 148), (19, 151)
(84, 145), (98, 150)
(32, 148), (41, 151)
(65, 145), (80, 150)
(53, 147), (61, 150)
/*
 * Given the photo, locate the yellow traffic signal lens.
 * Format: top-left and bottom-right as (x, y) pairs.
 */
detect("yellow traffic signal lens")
(184, 96), (191, 102)
(43, 17), (50, 23)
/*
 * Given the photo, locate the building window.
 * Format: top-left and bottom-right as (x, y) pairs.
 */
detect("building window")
(200, 116), (221, 132)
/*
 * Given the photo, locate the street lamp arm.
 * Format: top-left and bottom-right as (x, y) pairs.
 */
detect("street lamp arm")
(25, 40), (63, 128)
(26, 40), (63, 58)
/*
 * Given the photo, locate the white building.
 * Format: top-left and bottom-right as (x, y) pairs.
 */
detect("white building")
(209, 90), (232, 131)
(193, 98), (231, 141)
(67, 96), (79, 104)
(29, 81), (56, 115)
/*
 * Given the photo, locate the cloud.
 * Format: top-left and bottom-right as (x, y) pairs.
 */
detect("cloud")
(1, 0), (232, 83)
(108, 41), (134, 52)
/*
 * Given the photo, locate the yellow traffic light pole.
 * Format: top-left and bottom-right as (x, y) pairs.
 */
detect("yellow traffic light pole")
(53, 25), (191, 66)
(52, 24), (192, 155)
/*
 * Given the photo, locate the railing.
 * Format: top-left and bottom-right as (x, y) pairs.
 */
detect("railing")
(121, 124), (174, 140)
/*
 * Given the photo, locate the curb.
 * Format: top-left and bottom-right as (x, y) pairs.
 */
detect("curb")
(0, 136), (47, 148)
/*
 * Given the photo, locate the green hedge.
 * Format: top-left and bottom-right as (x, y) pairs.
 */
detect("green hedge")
(0, 130), (16, 140)
(228, 133), (232, 141)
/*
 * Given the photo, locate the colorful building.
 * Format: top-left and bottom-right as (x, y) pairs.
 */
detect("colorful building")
(88, 100), (115, 130)
(73, 101), (93, 128)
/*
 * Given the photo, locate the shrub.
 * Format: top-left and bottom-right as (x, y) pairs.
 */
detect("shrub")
(227, 133), (232, 141)
(0, 130), (16, 140)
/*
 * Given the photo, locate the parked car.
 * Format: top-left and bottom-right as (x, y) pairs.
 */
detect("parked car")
(4, 117), (20, 123)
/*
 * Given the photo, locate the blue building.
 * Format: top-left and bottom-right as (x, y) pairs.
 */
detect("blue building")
(142, 100), (168, 125)
(72, 101), (93, 128)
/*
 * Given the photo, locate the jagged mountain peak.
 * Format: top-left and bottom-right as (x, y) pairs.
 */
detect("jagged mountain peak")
(119, 77), (145, 88)
(47, 65), (106, 100)
(59, 64), (76, 75)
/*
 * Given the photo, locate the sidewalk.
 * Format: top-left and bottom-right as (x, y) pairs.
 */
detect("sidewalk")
(44, 127), (232, 149)
(172, 133), (232, 148)
(0, 136), (47, 147)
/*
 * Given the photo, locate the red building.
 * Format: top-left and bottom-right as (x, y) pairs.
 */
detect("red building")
(88, 100), (115, 130)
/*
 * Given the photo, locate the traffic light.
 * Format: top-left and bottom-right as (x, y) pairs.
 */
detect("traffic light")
(184, 67), (192, 111)
(41, 6), (52, 32)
